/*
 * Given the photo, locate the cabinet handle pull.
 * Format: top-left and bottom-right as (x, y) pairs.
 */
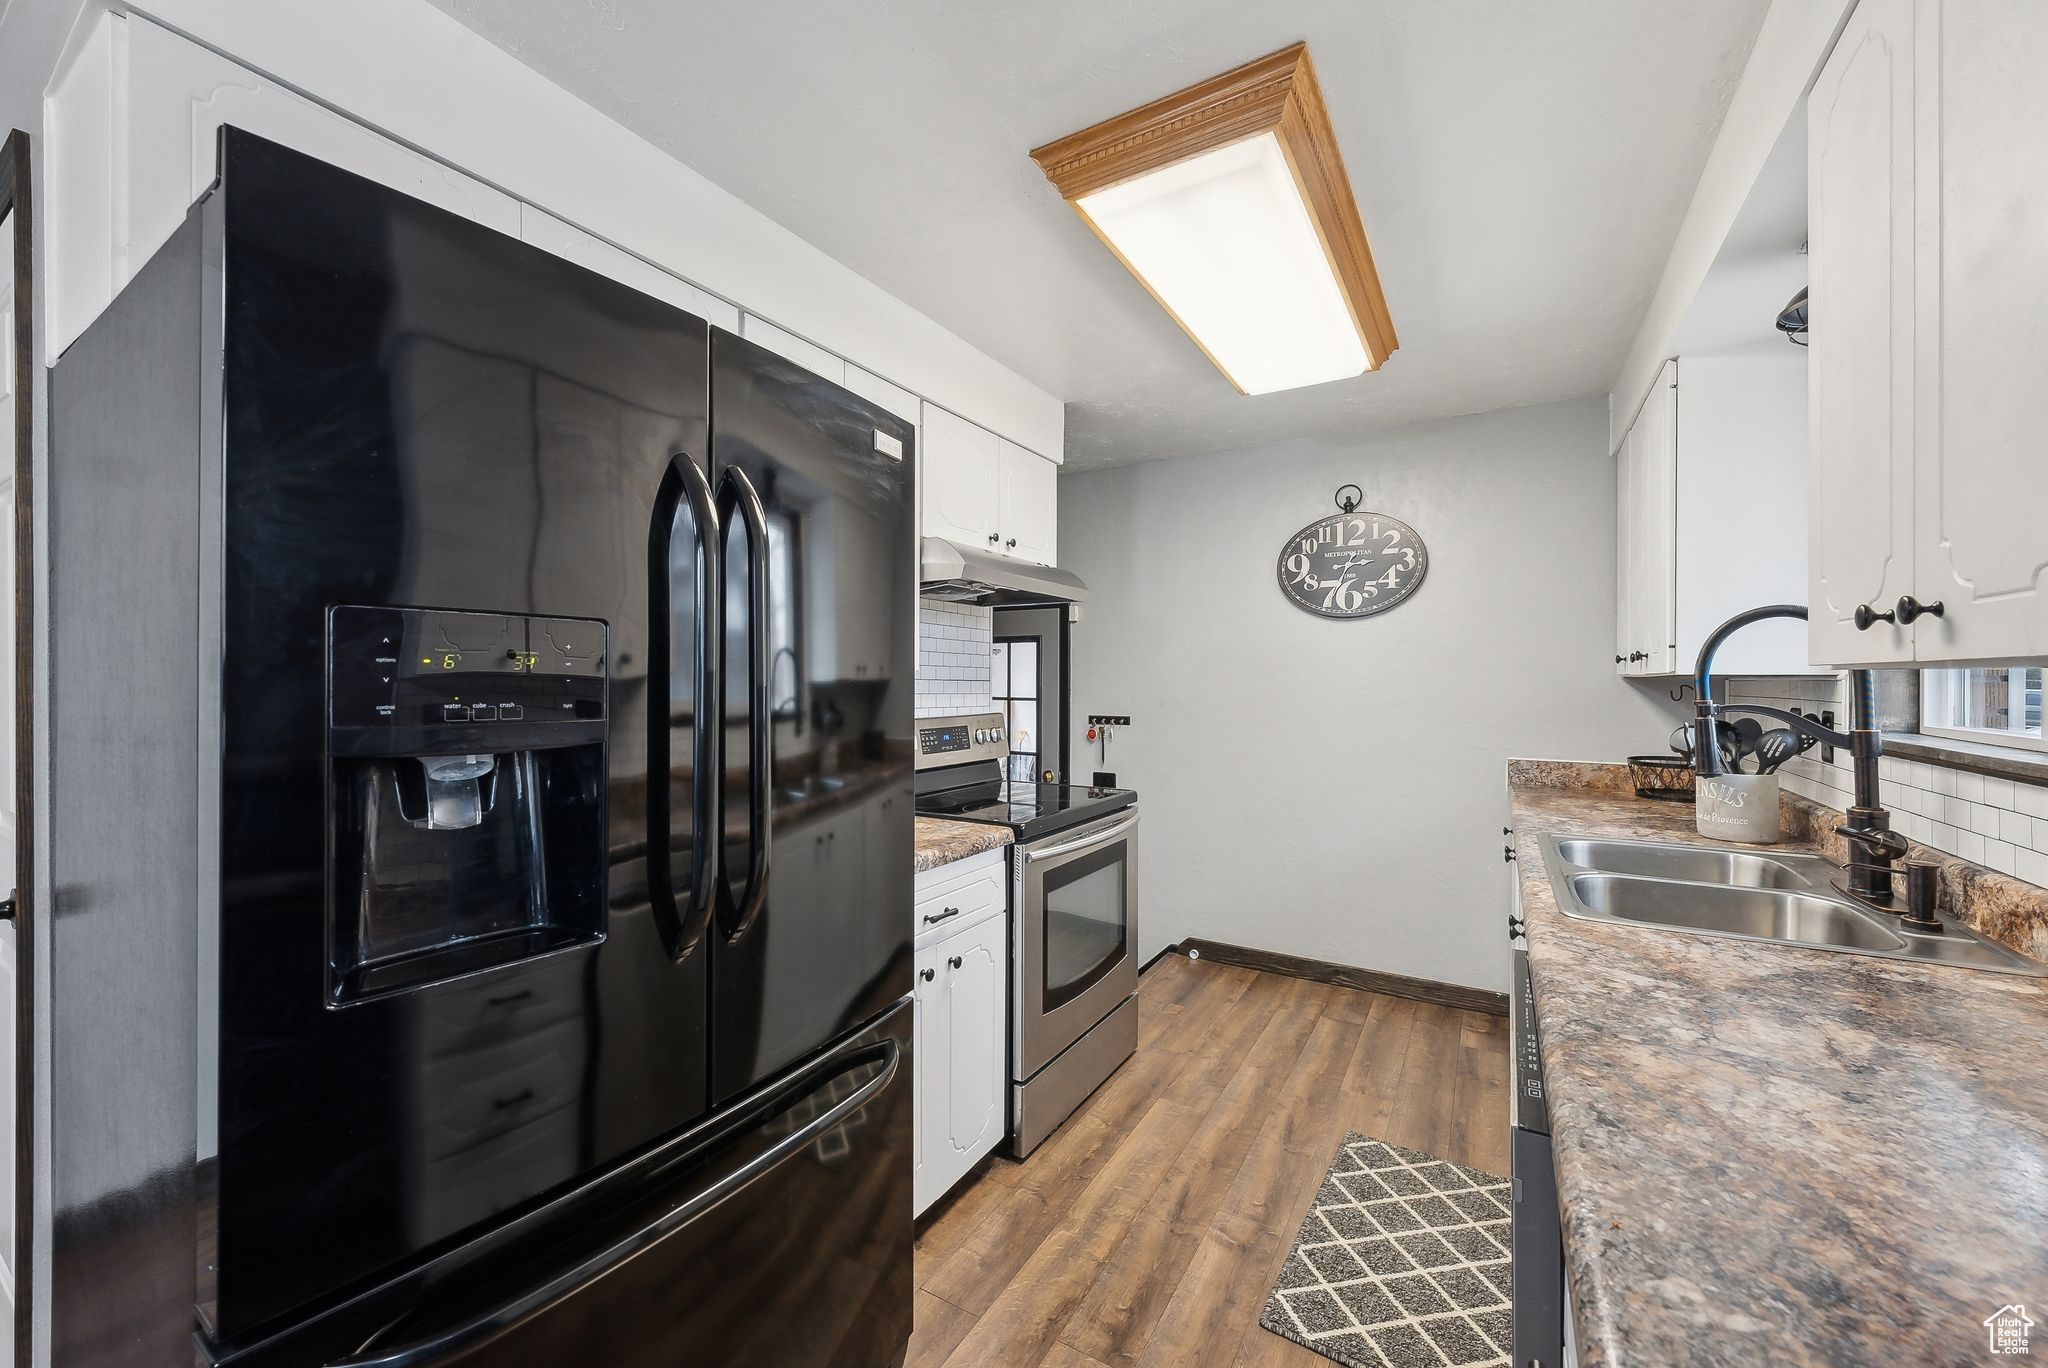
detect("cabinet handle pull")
(1853, 602), (1896, 631)
(919, 968), (935, 983)
(1005, 538), (1017, 548)
(922, 906), (961, 925)
(987, 533), (1000, 544)
(948, 955), (963, 969)
(1628, 650), (1647, 663)
(1894, 595), (1944, 625)
(1614, 654), (1625, 664)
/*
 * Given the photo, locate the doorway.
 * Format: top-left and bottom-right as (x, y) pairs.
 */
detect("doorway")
(992, 605), (1066, 784)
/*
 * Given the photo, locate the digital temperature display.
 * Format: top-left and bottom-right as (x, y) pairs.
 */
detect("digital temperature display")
(406, 648), (545, 677)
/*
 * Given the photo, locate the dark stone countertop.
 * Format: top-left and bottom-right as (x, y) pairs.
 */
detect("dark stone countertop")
(1508, 762), (2048, 1367)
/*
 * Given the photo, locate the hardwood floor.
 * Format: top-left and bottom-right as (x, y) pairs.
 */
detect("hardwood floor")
(909, 954), (1510, 1368)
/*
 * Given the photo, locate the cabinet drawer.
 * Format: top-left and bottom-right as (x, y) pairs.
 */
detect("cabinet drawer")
(914, 849), (1006, 947)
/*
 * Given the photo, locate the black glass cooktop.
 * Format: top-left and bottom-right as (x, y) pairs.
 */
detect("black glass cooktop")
(914, 778), (1135, 842)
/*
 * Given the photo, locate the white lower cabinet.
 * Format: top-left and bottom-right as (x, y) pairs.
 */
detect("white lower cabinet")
(912, 850), (1009, 1216)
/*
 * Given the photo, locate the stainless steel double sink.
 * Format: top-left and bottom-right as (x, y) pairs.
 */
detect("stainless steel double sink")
(1539, 835), (2048, 976)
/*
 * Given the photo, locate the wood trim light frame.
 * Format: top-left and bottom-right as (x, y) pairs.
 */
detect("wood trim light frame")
(1030, 43), (1398, 395)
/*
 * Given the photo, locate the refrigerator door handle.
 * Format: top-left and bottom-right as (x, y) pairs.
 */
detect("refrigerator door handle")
(323, 1036), (903, 1368)
(648, 450), (722, 960)
(716, 465), (774, 940)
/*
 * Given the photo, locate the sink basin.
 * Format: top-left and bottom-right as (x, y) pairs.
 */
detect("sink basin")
(1538, 834), (2048, 975)
(1552, 838), (1817, 890)
(1567, 873), (1906, 950)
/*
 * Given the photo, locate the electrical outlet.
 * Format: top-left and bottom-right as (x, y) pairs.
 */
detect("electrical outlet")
(1087, 714), (1131, 727)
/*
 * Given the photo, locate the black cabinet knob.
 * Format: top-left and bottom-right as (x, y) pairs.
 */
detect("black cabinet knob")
(1628, 650), (1648, 663)
(0, 889), (15, 922)
(987, 533), (999, 544)
(1508, 915), (1527, 939)
(919, 968), (935, 982)
(1005, 538), (1017, 548)
(1614, 654), (1625, 664)
(948, 955), (963, 969)
(1853, 602), (1896, 631)
(1895, 595), (1945, 625)
(1503, 845), (1517, 863)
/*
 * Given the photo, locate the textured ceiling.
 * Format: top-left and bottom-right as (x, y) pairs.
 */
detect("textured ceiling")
(425, 0), (1769, 468)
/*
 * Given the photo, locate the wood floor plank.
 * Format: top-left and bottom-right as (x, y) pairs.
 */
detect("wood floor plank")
(923, 964), (1275, 1317)
(940, 1097), (1199, 1367)
(906, 1289), (980, 1368)
(910, 963), (1507, 1368)
(1058, 976), (1330, 1365)
(1132, 1014), (1358, 1368)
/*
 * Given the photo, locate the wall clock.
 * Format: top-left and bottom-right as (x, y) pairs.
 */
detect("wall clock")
(1276, 486), (1428, 619)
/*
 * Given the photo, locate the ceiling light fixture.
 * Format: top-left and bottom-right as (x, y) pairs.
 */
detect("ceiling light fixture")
(1030, 43), (1397, 396)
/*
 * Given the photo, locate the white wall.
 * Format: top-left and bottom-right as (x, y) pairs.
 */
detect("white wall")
(1059, 398), (1685, 991)
(1610, 0), (1853, 448)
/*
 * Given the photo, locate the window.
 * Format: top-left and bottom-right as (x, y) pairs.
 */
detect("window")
(1921, 667), (2047, 752)
(991, 637), (1040, 783)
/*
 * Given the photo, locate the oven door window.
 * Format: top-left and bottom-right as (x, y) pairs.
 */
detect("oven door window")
(1041, 841), (1128, 1011)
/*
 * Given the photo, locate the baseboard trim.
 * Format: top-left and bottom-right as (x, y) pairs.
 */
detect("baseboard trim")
(1169, 939), (1507, 1017)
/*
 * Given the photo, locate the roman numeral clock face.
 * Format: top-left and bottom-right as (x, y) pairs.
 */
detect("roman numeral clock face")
(1277, 511), (1428, 619)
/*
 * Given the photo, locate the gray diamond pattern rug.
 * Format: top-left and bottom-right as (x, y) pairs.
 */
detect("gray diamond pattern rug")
(1258, 1134), (1512, 1368)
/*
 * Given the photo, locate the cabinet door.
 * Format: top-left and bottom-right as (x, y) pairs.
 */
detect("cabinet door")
(1807, 0), (1917, 665)
(1615, 430), (1634, 674)
(1634, 363), (1679, 675)
(922, 407), (1002, 551)
(939, 918), (1005, 1163)
(997, 441), (1058, 565)
(1910, 1), (2048, 662)
(911, 942), (948, 1215)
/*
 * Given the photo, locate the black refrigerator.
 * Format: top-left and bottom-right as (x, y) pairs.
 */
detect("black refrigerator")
(48, 128), (916, 1366)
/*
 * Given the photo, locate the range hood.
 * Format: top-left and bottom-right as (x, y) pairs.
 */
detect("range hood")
(920, 537), (1090, 606)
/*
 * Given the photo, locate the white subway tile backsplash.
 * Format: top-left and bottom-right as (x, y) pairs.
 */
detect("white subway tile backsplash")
(1721, 673), (2048, 891)
(915, 598), (994, 717)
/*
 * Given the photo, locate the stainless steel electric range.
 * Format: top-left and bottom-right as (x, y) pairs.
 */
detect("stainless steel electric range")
(913, 711), (1139, 1155)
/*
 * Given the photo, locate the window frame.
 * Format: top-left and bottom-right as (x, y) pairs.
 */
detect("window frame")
(1919, 666), (2048, 754)
(992, 634), (1043, 783)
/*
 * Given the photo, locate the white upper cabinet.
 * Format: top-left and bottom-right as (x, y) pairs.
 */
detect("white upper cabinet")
(1807, 0), (1918, 666)
(1615, 356), (1816, 677)
(1809, 0), (2048, 665)
(922, 407), (1059, 565)
(996, 440), (1057, 566)
(1910, 1), (2048, 661)
(922, 406), (1004, 551)
(48, 13), (521, 358)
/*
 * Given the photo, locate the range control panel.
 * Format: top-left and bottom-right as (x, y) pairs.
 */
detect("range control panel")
(914, 710), (1010, 771)
(329, 605), (607, 751)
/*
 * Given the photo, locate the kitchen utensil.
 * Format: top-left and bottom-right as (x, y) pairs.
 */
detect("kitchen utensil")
(1753, 728), (1801, 774)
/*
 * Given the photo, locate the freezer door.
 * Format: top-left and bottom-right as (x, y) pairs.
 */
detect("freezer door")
(230, 1002), (913, 1368)
(709, 332), (916, 1104)
(203, 129), (715, 1344)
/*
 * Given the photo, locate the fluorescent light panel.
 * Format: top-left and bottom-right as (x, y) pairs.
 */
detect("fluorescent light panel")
(1079, 133), (1369, 395)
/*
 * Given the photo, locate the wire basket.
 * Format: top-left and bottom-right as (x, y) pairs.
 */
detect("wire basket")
(1626, 755), (1695, 803)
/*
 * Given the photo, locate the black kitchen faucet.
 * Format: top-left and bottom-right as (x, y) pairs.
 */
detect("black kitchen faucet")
(1691, 604), (1906, 910)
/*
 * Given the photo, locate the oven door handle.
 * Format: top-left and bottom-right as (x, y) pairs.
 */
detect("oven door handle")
(1020, 811), (1139, 864)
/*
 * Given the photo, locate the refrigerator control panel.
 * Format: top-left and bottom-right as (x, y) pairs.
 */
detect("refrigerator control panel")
(329, 605), (607, 743)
